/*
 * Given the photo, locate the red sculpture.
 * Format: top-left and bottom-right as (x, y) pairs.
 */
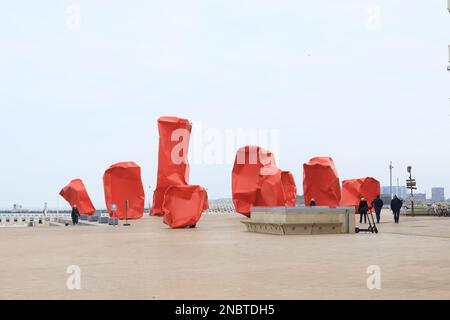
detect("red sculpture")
(340, 177), (381, 211)
(232, 146), (297, 217)
(59, 179), (96, 215)
(303, 157), (341, 207)
(103, 162), (145, 219)
(162, 185), (209, 228)
(151, 116), (191, 216)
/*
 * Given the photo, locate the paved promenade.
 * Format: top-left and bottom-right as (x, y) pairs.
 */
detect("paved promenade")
(1, 210), (449, 299)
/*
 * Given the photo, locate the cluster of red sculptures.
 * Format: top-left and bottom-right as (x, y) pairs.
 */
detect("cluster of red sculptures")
(59, 116), (381, 226)
(59, 162), (146, 220)
(59, 116), (208, 229)
(302, 157), (380, 211)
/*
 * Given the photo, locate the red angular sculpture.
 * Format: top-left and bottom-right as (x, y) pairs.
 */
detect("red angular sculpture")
(151, 116), (192, 216)
(103, 162), (145, 219)
(340, 177), (381, 210)
(303, 157), (341, 207)
(59, 179), (96, 215)
(162, 185), (209, 228)
(232, 146), (297, 217)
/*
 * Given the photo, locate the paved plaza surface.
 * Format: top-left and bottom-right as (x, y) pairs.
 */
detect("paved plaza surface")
(1, 210), (450, 300)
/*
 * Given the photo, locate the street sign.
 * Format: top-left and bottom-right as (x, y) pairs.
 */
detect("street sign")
(406, 179), (416, 189)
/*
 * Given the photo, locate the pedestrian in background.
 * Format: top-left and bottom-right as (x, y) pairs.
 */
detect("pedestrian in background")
(371, 195), (384, 224)
(359, 197), (369, 224)
(390, 195), (403, 224)
(71, 205), (80, 225)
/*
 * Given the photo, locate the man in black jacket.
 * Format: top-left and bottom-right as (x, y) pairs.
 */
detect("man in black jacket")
(371, 195), (384, 224)
(359, 197), (369, 224)
(390, 195), (403, 224)
(71, 205), (80, 225)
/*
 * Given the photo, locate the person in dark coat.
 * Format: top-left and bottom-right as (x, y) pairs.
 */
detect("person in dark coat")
(358, 197), (369, 224)
(71, 205), (80, 225)
(371, 195), (384, 224)
(310, 198), (316, 207)
(390, 195), (403, 224)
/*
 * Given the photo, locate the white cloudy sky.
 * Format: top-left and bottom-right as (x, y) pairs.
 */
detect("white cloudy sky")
(0, 0), (449, 209)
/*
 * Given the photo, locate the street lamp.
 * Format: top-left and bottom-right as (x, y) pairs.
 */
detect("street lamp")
(389, 161), (394, 200)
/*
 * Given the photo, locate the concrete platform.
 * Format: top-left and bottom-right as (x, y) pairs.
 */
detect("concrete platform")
(243, 206), (355, 235)
(0, 210), (450, 300)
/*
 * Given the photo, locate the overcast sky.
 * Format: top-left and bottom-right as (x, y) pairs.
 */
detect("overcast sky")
(0, 0), (449, 209)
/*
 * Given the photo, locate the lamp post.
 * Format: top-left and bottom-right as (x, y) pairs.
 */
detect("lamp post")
(389, 161), (394, 200)
(123, 200), (130, 226)
(397, 178), (400, 198)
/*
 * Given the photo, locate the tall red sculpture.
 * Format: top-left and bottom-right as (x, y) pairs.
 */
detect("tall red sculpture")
(162, 185), (209, 228)
(59, 179), (96, 215)
(340, 177), (380, 210)
(103, 162), (145, 219)
(232, 146), (297, 217)
(303, 157), (341, 207)
(151, 116), (192, 216)
(150, 116), (209, 228)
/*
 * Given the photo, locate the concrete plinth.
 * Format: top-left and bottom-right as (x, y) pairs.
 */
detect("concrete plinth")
(242, 206), (356, 235)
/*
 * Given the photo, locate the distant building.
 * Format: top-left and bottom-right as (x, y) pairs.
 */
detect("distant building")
(380, 194), (392, 206)
(431, 188), (445, 202)
(414, 193), (427, 202)
(381, 186), (407, 199)
(381, 186), (390, 195)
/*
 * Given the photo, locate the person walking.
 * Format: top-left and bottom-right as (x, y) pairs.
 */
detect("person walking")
(71, 205), (80, 225)
(359, 197), (369, 224)
(390, 195), (403, 224)
(371, 195), (384, 224)
(310, 198), (316, 207)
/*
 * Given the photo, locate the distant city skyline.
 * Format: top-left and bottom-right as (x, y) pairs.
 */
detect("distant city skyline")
(1, 1), (449, 208)
(432, 187), (446, 202)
